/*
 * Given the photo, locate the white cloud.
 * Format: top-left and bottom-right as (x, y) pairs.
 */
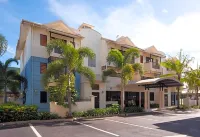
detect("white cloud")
(7, 46), (15, 55)
(162, 9), (168, 13)
(48, 0), (200, 68)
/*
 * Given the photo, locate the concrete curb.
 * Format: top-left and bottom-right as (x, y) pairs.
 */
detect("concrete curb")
(0, 119), (73, 127)
(73, 112), (151, 120)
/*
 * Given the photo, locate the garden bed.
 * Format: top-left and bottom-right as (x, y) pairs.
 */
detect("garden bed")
(0, 103), (61, 123)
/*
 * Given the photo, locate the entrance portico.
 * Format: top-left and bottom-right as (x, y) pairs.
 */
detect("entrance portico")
(128, 78), (183, 111)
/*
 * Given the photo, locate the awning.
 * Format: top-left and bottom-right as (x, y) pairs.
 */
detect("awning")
(128, 78), (183, 90)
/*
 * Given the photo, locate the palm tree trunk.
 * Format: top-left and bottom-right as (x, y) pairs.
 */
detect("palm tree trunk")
(177, 87), (180, 108)
(67, 74), (72, 117)
(4, 83), (7, 103)
(120, 84), (125, 111)
(196, 87), (199, 106)
(67, 89), (72, 117)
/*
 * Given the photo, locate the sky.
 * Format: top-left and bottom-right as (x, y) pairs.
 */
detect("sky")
(1, 0), (200, 68)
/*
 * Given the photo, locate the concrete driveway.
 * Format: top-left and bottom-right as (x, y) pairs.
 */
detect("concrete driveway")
(1, 112), (200, 137)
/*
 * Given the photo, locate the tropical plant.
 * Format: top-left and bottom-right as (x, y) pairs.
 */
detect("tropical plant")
(0, 34), (8, 57)
(0, 58), (27, 103)
(42, 39), (95, 117)
(161, 49), (194, 108)
(102, 48), (143, 110)
(183, 66), (200, 105)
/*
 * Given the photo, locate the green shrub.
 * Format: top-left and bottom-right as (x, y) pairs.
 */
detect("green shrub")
(0, 103), (60, 122)
(72, 104), (121, 117)
(191, 105), (200, 109)
(150, 103), (159, 108)
(179, 105), (190, 110)
(124, 106), (144, 113)
(38, 112), (61, 120)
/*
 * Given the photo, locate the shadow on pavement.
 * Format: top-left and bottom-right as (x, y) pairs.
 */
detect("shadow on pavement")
(154, 117), (200, 137)
(121, 111), (175, 118)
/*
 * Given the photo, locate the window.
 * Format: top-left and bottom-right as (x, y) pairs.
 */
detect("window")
(54, 47), (62, 54)
(106, 91), (121, 101)
(146, 57), (152, 63)
(150, 92), (154, 101)
(88, 55), (96, 67)
(40, 63), (47, 74)
(40, 34), (47, 46)
(140, 55), (143, 63)
(92, 84), (99, 90)
(40, 91), (47, 103)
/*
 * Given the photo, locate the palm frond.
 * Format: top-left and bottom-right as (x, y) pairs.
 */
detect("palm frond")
(77, 66), (95, 85)
(107, 49), (123, 68)
(123, 48), (139, 64)
(4, 58), (18, 69)
(42, 59), (64, 87)
(0, 34), (8, 56)
(78, 47), (95, 59)
(132, 63), (143, 76)
(102, 68), (118, 82)
(121, 64), (134, 85)
(46, 39), (66, 55)
(6, 70), (18, 78)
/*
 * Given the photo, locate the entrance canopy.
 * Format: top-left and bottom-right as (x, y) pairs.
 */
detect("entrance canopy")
(129, 78), (183, 90)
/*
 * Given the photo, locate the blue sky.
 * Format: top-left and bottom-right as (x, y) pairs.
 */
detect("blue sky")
(1, 0), (200, 67)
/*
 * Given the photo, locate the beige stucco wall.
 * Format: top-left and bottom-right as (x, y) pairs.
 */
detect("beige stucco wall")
(71, 96), (95, 112)
(20, 27), (32, 72)
(50, 97), (95, 117)
(79, 28), (102, 75)
(80, 80), (106, 108)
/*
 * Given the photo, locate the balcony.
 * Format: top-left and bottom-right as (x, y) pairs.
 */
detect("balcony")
(144, 62), (162, 74)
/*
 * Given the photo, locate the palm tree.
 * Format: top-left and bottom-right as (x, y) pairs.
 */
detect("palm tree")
(0, 58), (27, 103)
(42, 39), (95, 117)
(0, 34), (8, 57)
(161, 49), (194, 108)
(183, 67), (200, 105)
(102, 48), (143, 110)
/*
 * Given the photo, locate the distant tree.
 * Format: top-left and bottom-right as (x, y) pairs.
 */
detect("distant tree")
(0, 34), (8, 57)
(102, 48), (143, 110)
(0, 58), (27, 103)
(42, 39), (95, 117)
(161, 49), (194, 108)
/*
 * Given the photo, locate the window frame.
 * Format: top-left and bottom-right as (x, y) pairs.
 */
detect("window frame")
(150, 92), (154, 101)
(40, 63), (47, 74)
(40, 34), (47, 46)
(88, 55), (96, 67)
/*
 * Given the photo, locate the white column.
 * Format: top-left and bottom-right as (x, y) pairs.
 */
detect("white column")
(144, 90), (148, 110)
(139, 92), (141, 107)
(147, 90), (150, 110)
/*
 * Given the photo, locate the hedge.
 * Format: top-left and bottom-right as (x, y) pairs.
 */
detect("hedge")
(73, 104), (121, 117)
(124, 106), (144, 113)
(150, 103), (159, 108)
(0, 103), (60, 122)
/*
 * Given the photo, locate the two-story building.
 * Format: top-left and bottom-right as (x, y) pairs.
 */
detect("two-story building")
(15, 19), (181, 112)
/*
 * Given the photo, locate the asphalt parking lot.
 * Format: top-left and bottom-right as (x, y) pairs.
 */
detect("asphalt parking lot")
(1, 112), (200, 137)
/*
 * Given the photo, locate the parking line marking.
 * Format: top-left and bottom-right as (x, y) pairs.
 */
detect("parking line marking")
(105, 119), (158, 131)
(164, 135), (187, 137)
(74, 121), (119, 136)
(29, 123), (42, 137)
